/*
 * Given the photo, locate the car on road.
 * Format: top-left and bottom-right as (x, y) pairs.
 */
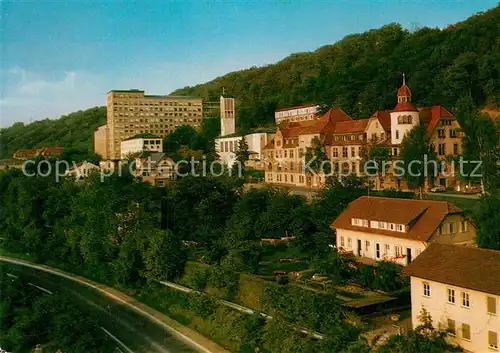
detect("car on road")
(430, 185), (446, 193)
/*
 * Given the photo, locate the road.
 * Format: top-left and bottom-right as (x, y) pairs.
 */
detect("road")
(3, 262), (199, 353)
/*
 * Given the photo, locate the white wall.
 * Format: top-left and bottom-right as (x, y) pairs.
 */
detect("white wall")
(390, 111), (420, 145)
(410, 277), (500, 352)
(336, 228), (427, 266)
(121, 138), (162, 159)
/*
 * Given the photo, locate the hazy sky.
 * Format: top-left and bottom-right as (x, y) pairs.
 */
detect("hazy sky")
(1, 0), (498, 127)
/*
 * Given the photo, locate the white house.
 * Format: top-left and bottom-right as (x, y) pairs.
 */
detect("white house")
(65, 161), (100, 179)
(404, 243), (500, 352)
(331, 196), (476, 266)
(121, 134), (163, 159)
(215, 132), (275, 170)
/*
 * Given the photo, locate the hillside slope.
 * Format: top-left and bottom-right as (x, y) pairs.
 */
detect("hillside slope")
(173, 5), (500, 129)
(0, 107), (106, 159)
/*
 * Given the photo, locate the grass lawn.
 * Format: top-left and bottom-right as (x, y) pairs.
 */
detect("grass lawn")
(423, 193), (480, 213)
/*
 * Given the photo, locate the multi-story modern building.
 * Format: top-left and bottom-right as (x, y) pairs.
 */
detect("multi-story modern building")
(120, 134), (163, 159)
(274, 104), (318, 124)
(264, 78), (466, 191)
(95, 89), (203, 160)
(94, 125), (109, 159)
(405, 244), (500, 352)
(331, 196), (476, 266)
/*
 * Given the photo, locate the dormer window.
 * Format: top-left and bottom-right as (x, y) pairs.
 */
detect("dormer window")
(397, 224), (406, 232)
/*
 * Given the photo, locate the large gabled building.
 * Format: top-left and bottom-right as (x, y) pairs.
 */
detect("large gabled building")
(263, 77), (466, 191)
(404, 244), (500, 352)
(331, 196), (476, 266)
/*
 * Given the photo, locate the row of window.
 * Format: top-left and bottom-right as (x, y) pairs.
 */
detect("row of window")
(332, 146), (362, 159)
(438, 143), (460, 156)
(438, 220), (468, 235)
(333, 134), (365, 142)
(437, 128), (458, 139)
(112, 100), (201, 107)
(113, 106), (201, 112)
(441, 302), (498, 349)
(423, 282), (497, 315)
(266, 173), (307, 184)
(220, 140), (238, 153)
(339, 236), (417, 259)
(115, 112), (202, 118)
(351, 218), (406, 232)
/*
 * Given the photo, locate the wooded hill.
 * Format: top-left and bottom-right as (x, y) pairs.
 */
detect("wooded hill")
(0, 107), (106, 159)
(2, 5), (499, 158)
(172, 5), (500, 129)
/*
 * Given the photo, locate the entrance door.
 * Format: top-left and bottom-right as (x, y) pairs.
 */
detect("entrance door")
(406, 248), (412, 265)
(376, 243), (380, 259)
(357, 239), (362, 257)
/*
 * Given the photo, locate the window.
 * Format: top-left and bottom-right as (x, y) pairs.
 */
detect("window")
(365, 240), (370, 252)
(447, 288), (455, 304)
(396, 130), (400, 139)
(454, 143), (459, 155)
(423, 282), (430, 297)
(376, 243), (380, 259)
(438, 144), (446, 156)
(342, 147), (348, 158)
(395, 246), (401, 257)
(450, 129), (457, 138)
(290, 149), (294, 158)
(380, 222), (387, 229)
(347, 238), (352, 248)
(489, 331), (498, 350)
(449, 222), (456, 234)
(462, 292), (470, 307)
(284, 150), (288, 158)
(460, 220), (468, 232)
(370, 221), (379, 229)
(488, 297), (497, 315)
(462, 323), (471, 340)
(397, 224), (405, 232)
(438, 129), (446, 138)
(384, 244), (390, 256)
(447, 319), (456, 336)
(389, 223), (396, 231)
(332, 148), (339, 158)
(340, 236), (345, 247)
(351, 147), (356, 157)
(362, 219), (369, 227)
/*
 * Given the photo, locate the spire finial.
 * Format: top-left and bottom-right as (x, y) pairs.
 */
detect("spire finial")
(402, 73), (406, 85)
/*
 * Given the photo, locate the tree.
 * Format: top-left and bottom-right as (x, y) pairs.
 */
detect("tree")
(304, 136), (330, 175)
(474, 192), (500, 250)
(142, 229), (187, 281)
(233, 136), (250, 176)
(455, 96), (500, 192)
(399, 124), (438, 196)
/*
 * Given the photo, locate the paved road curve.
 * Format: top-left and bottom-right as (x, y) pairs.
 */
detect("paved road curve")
(2, 261), (223, 353)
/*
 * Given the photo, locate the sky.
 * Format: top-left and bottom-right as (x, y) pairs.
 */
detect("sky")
(1, 0), (498, 127)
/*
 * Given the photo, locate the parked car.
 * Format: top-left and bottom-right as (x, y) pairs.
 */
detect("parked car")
(465, 186), (482, 194)
(430, 185), (446, 193)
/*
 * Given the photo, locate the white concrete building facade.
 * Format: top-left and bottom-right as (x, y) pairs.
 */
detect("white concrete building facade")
(405, 244), (500, 352)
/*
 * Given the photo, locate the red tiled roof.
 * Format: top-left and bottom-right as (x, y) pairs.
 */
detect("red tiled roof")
(275, 104), (317, 113)
(418, 106), (455, 134)
(279, 108), (352, 138)
(331, 196), (463, 242)
(404, 243), (500, 296)
(370, 111), (391, 132)
(397, 84), (411, 97)
(392, 102), (419, 112)
(333, 119), (369, 134)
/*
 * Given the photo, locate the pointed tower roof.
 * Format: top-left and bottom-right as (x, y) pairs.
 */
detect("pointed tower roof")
(392, 74), (418, 112)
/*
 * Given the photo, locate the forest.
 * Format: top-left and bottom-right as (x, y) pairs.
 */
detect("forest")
(173, 5), (500, 128)
(2, 5), (500, 159)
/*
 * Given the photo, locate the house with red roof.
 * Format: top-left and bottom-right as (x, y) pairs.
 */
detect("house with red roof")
(263, 76), (466, 191)
(331, 196), (475, 266)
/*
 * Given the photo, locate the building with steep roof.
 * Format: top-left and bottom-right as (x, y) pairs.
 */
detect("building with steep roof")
(331, 196), (476, 266)
(404, 243), (500, 352)
(263, 77), (466, 191)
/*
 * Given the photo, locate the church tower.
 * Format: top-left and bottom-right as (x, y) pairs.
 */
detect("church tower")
(390, 74), (420, 145)
(220, 89), (235, 137)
